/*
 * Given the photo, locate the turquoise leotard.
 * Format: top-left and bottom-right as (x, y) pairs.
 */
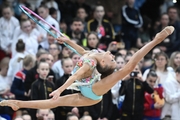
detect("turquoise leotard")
(68, 49), (102, 100)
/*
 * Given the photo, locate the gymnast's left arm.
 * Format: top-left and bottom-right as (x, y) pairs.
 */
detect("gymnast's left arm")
(49, 63), (90, 100)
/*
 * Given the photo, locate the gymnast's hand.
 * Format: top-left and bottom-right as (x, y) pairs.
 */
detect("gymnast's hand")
(56, 36), (70, 44)
(49, 88), (62, 100)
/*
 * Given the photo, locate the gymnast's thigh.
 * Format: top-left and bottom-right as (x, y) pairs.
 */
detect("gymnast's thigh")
(55, 93), (101, 107)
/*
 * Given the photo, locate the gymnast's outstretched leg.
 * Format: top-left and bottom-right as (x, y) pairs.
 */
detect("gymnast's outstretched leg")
(0, 93), (101, 111)
(92, 26), (174, 96)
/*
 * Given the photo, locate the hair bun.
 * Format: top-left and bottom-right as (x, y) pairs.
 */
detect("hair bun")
(18, 39), (23, 43)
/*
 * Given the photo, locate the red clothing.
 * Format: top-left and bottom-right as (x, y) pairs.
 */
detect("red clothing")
(144, 85), (163, 117)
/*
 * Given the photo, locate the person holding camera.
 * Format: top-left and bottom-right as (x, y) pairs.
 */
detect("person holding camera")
(119, 64), (154, 120)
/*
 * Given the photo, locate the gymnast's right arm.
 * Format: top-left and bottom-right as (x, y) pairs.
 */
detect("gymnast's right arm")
(56, 36), (89, 55)
(49, 63), (90, 100)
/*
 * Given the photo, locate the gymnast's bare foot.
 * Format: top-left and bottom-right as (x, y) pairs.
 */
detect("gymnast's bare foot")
(154, 26), (174, 44)
(0, 100), (19, 111)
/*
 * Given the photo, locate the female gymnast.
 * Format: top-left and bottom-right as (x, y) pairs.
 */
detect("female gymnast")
(0, 26), (174, 111)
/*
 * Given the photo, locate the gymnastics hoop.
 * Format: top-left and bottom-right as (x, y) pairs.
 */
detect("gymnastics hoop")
(19, 5), (80, 55)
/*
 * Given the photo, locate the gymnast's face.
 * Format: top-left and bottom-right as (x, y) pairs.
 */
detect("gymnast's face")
(102, 51), (117, 69)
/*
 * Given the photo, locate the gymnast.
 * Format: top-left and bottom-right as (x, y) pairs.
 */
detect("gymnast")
(0, 26), (174, 111)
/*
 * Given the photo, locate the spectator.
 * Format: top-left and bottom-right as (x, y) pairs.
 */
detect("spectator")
(46, 54), (54, 69)
(22, 113), (32, 120)
(121, 0), (143, 49)
(37, 4), (60, 38)
(39, 28), (57, 51)
(12, 19), (39, 56)
(87, 4), (115, 48)
(66, 114), (79, 120)
(31, 60), (55, 100)
(66, 17), (86, 46)
(48, 110), (55, 120)
(136, 16), (152, 48)
(45, 0), (61, 22)
(49, 43), (61, 63)
(50, 43), (64, 79)
(86, 32), (100, 50)
(7, 39), (26, 81)
(143, 70), (164, 120)
(0, 4), (19, 60)
(0, 57), (14, 119)
(30, 60), (55, 120)
(153, 13), (176, 56)
(70, 52), (80, 68)
(76, 7), (88, 34)
(36, 109), (50, 120)
(143, 52), (174, 86)
(0, 57), (14, 100)
(14, 116), (24, 120)
(166, 6), (180, 53)
(12, 0), (31, 20)
(24, 49), (52, 95)
(169, 51), (180, 72)
(80, 115), (92, 120)
(11, 54), (35, 100)
(60, 20), (68, 34)
(111, 54), (125, 120)
(161, 66), (180, 120)
(119, 64), (154, 120)
(49, 7), (58, 21)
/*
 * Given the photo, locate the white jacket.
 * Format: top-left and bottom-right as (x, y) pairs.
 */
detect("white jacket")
(0, 16), (19, 51)
(161, 75), (180, 120)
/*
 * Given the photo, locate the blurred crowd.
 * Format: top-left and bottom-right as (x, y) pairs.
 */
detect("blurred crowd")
(0, 0), (180, 120)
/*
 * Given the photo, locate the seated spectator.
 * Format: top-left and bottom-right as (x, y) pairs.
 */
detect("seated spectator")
(48, 110), (55, 120)
(12, 19), (39, 56)
(86, 32), (101, 50)
(30, 60), (55, 101)
(37, 4), (60, 38)
(161, 66), (180, 120)
(24, 49), (54, 96)
(12, 0), (31, 20)
(66, 17), (86, 46)
(87, 4), (115, 49)
(7, 39), (26, 81)
(143, 52), (174, 86)
(49, 7), (58, 21)
(11, 55), (35, 100)
(119, 64), (154, 120)
(30, 60), (55, 120)
(22, 112), (32, 120)
(36, 109), (50, 120)
(66, 114), (79, 120)
(0, 4), (19, 60)
(76, 7), (88, 34)
(14, 116), (24, 120)
(121, 0), (143, 50)
(70, 52), (80, 68)
(0, 57), (14, 100)
(0, 57), (14, 120)
(80, 115), (92, 120)
(144, 70), (164, 120)
(39, 28), (58, 51)
(45, 0), (61, 22)
(169, 51), (180, 72)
